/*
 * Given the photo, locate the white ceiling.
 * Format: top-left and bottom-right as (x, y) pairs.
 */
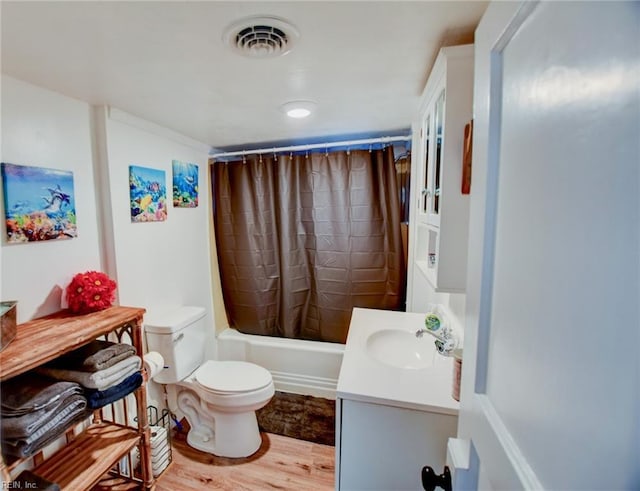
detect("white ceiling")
(1, 1), (488, 150)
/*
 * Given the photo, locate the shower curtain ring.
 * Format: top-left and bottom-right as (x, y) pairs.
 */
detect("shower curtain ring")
(289, 152), (293, 160)
(242, 153), (246, 164)
(259, 153), (263, 163)
(369, 145), (372, 153)
(305, 151), (309, 159)
(273, 148), (277, 161)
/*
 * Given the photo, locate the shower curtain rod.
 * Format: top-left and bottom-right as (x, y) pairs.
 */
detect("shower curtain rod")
(210, 135), (411, 159)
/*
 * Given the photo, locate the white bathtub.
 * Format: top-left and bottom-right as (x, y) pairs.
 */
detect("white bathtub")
(216, 328), (344, 400)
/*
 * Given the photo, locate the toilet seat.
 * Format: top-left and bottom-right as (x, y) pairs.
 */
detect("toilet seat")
(194, 360), (272, 395)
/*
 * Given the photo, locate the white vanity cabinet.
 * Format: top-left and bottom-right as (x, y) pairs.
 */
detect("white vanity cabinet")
(336, 399), (457, 490)
(409, 45), (474, 294)
(335, 308), (459, 491)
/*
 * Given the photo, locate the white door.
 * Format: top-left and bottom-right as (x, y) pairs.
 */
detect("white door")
(454, 1), (639, 489)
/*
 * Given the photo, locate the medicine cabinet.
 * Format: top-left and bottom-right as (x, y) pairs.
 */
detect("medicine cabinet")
(408, 45), (473, 295)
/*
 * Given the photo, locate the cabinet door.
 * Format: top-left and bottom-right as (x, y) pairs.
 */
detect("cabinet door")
(428, 89), (445, 226)
(338, 399), (457, 490)
(419, 113), (432, 220)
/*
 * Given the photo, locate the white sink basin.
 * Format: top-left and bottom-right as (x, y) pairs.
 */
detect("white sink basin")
(365, 329), (434, 369)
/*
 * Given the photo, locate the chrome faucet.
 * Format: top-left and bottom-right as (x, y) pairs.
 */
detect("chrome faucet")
(416, 324), (457, 356)
(415, 328), (428, 338)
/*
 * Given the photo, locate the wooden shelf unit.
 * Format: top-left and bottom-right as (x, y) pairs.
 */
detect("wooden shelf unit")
(0, 306), (155, 490)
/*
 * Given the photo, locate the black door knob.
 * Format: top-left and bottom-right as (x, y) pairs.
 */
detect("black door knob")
(421, 465), (452, 491)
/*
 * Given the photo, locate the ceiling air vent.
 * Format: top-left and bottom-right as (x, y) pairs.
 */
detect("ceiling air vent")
(223, 16), (299, 58)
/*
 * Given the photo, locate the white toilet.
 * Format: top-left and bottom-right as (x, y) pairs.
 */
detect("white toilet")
(144, 306), (274, 458)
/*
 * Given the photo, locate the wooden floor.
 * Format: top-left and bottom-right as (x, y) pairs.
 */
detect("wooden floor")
(155, 432), (335, 490)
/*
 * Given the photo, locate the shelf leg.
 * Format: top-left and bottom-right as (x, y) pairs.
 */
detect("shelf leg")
(131, 313), (155, 490)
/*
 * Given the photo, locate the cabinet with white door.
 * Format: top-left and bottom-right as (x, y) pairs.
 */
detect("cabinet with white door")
(409, 45), (473, 295)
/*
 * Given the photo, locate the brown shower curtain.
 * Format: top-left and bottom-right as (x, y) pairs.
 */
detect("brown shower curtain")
(212, 147), (405, 344)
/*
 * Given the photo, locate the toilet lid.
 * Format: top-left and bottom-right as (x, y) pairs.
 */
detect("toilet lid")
(195, 360), (272, 394)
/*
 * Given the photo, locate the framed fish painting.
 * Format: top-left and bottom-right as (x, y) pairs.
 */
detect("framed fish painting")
(1, 163), (77, 243)
(172, 160), (198, 208)
(129, 165), (167, 222)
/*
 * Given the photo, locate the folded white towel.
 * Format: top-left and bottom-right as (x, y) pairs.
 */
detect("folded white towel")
(37, 356), (141, 391)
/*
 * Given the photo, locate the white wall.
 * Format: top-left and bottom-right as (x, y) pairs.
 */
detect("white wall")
(94, 108), (216, 366)
(94, 106), (216, 410)
(1, 78), (217, 341)
(409, 272), (466, 339)
(1, 78), (218, 411)
(97, 109), (212, 308)
(0, 76), (103, 322)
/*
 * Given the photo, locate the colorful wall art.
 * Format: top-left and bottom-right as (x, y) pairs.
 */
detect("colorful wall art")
(129, 165), (167, 222)
(172, 160), (199, 208)
(1, 163), (77, 243)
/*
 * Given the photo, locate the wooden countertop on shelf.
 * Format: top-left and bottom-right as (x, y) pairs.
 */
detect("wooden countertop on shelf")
(0, 306), (146, 381)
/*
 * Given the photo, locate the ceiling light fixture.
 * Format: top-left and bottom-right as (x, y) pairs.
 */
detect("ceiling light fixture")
(281, 101), (316, 119)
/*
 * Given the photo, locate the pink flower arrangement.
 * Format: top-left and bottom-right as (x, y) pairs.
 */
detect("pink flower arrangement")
(66, 271), (117, 314)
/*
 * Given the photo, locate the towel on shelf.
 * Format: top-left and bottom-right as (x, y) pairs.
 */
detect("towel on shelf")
(84, 372), (143, 409)
(1, 389), (88, 440)
(48, 340), (136, 372)
(37, 355), (141, 391)
(1, 395), (88, 458)
(1, 373), (83, 417)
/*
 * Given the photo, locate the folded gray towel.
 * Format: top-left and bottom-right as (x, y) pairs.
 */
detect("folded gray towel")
(21, 394), (87, 445)
(1, 373), (83, 416)
(49, 340), (136, 372)
(2, 395), (88, 458)
(37, 356), (141, 390)
(1, 389), (87, 439)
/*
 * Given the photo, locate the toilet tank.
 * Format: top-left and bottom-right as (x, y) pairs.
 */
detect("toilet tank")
(144, 306), (207, 384)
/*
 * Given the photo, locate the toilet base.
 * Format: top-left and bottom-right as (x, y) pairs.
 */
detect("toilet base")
(177, 389), (264, 458)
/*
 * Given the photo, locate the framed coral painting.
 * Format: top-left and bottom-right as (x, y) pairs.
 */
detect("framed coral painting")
(172, 160), (198, 207)
(1, 162), (77, 243)
(129, 165), (167, 222)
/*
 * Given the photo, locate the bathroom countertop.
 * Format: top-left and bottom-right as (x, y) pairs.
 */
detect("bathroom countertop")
(336, 308), (459, 415)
